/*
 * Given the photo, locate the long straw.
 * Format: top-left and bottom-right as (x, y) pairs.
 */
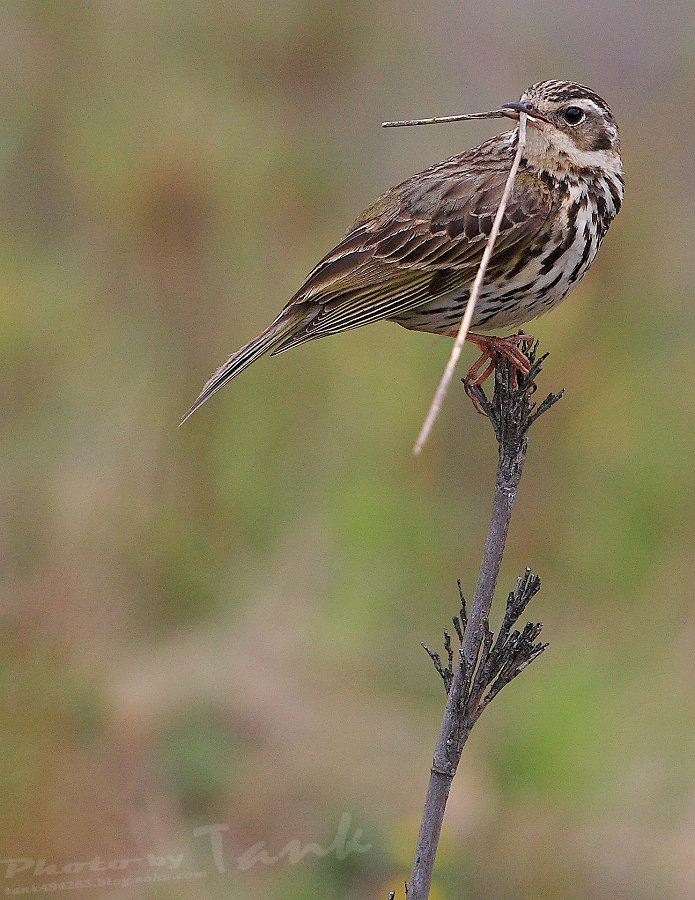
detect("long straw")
(412, 113), (528, 455)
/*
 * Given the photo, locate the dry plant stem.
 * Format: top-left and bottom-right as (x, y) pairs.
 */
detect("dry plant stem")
(412, 113), (528, 456)
(405, 347), (561, 900)
(382, 110), (506, 128)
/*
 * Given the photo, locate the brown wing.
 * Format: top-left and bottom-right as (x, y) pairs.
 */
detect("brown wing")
(273, 139), (553, 351)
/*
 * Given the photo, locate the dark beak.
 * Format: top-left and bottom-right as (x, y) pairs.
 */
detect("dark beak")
(501, 101), (551, 125)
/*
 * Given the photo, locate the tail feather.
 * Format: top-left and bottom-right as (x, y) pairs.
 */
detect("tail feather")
(179, 313), (301, 425)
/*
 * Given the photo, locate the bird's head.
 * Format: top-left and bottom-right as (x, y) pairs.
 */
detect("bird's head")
(501, 80), (622, 178)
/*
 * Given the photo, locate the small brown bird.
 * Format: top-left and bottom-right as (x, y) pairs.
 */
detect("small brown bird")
(182, 80), (623, 424)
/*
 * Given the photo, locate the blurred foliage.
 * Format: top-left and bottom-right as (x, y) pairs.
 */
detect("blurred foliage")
(2, 1), (695, 898)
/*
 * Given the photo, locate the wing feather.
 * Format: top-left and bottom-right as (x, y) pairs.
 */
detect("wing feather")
(280, 152), (553, 342)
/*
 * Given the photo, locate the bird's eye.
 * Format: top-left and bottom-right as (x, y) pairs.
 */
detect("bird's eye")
(563, 106), (585, 125)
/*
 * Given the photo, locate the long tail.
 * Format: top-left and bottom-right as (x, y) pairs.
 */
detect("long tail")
(179, 312), (302, 425)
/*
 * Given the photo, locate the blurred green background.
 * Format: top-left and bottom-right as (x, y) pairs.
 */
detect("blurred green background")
(2, 2), (695, 898)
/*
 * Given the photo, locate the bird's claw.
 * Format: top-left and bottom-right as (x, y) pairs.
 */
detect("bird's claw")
(464, 332), (535, 414)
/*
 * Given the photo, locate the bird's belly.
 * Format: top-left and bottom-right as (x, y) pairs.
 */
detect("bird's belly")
(396, 201), (601, 334)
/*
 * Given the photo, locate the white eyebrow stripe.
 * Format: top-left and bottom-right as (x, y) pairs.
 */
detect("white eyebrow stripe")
(553, 99), (606, 116)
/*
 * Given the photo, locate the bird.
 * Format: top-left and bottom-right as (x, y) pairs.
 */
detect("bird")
(181, 79), (623, 424)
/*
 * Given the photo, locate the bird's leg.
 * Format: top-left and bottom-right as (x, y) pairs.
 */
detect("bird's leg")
(466, 331), (534, 377)
(464, 332), (534, 413)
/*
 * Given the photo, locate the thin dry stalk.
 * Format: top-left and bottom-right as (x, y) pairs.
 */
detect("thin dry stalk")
(404, 345), (561, 900)
(382, 110), (506, 128)
(412, 113), (529, 456)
